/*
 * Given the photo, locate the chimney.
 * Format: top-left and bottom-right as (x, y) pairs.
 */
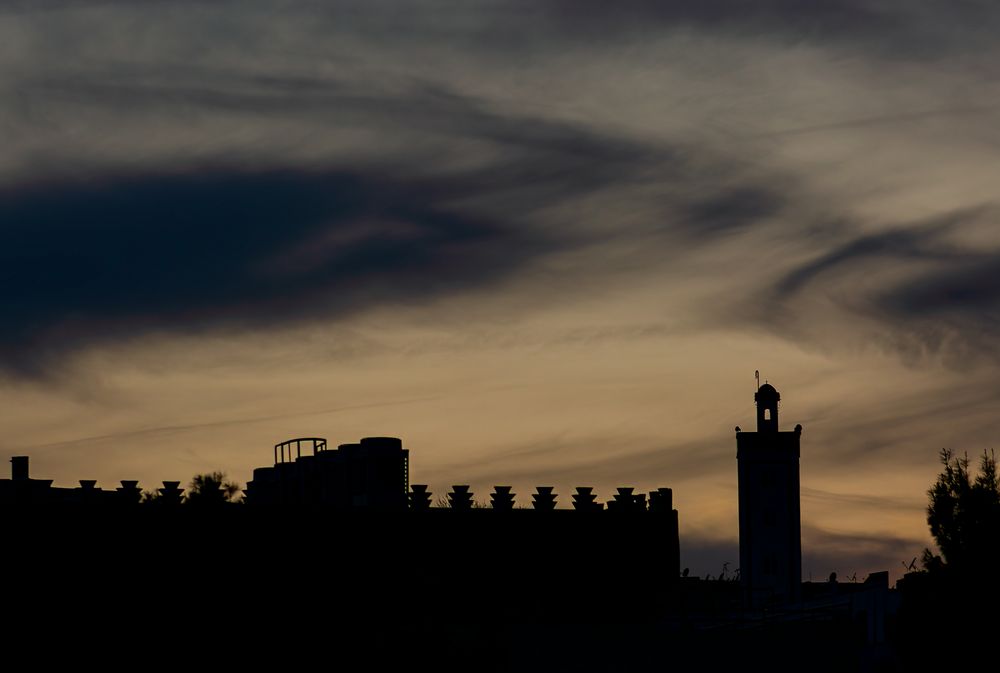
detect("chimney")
(11, 456), (29, 481)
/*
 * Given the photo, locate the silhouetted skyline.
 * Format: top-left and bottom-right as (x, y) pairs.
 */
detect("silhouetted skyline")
(5, 382), (923, 671)
(2, 380), (928, 590)
(4, 2), (999, 586)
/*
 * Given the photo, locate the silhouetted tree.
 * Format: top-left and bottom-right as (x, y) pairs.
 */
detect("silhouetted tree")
(185, 472), (241, 506)
(894, 449), (1000, 670)
(923, 448), (1000, 572)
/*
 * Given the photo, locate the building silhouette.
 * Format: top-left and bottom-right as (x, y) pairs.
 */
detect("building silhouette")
(0, 455), (148, 506)
(736, 382), (802, 608)
(245, 436), (410, 508)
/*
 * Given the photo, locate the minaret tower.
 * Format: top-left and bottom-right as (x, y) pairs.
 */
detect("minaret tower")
(736, 380), (802, 607)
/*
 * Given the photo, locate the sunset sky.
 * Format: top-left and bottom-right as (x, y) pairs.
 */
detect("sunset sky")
(3, 1), (1000, 580)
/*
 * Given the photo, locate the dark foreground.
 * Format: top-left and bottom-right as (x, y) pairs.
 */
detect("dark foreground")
(5, 508), (987, 672)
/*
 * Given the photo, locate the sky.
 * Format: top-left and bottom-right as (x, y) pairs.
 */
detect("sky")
(3, 1), (1000, 581)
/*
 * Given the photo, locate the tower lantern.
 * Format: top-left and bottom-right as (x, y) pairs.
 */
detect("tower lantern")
(755, 382), (779, 432)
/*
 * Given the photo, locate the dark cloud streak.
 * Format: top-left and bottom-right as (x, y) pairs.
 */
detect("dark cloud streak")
(873, 254), (1000, 365)
(534, 0), (1000, 59)
(756, 208), (1000, 367)
(0, 168), (551, 376)
(539, 0), (894, 34)
(772, 216), (967, 298)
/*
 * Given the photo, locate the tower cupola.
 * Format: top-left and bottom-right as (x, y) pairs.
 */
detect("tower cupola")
(755, 382), (779, 432)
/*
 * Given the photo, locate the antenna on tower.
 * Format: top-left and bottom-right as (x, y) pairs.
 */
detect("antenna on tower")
(755, 370), (760, 392)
